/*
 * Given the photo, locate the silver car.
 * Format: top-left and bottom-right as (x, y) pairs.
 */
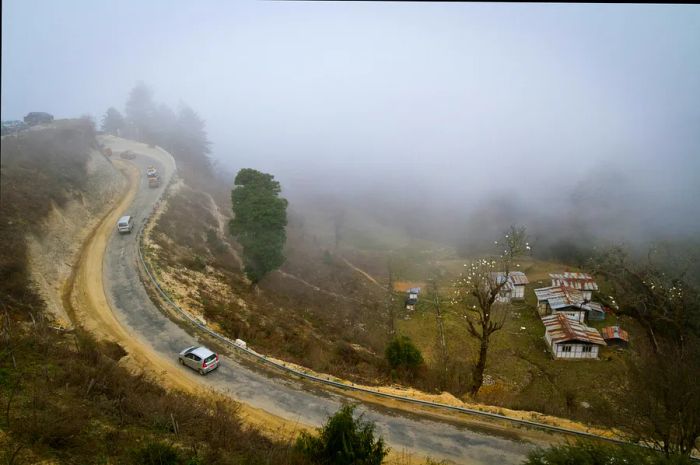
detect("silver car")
(178, 346), (219, 375)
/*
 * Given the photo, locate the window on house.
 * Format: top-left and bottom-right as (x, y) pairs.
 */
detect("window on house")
(562, 345), (572, 353)
(582, 346), (592, 353)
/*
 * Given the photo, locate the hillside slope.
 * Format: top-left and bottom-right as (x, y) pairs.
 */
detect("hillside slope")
(0, 121), (300, 464)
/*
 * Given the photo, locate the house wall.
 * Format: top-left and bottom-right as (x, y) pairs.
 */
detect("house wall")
(512, 285), (525, 299)
(496, 292), (511, 303)
(537, 301), (549, 316)
(554, 309), (586, 323)
(551, 342), (599, 359)
(582, 290), (593, 301)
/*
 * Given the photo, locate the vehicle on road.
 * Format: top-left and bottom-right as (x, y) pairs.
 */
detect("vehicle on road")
(117, 215), (134, 234)
(148, 175), (161, 188)
(146, 166), (158, 178)
(178, 346), (220, 375)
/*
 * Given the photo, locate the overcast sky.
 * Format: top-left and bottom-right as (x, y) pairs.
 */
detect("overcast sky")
(3, 1), (700, 234)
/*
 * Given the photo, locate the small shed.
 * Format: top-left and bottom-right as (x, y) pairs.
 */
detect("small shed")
(582, 301), (606, 321)
(491, 271), (529, 302)
(405, 287), (420, 310)
(601, 326), (629, 348)
(542, 313), (606, 359)
(549, 272), (599, 301)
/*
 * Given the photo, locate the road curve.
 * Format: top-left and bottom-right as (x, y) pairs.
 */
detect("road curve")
(96, 137), (536, 464)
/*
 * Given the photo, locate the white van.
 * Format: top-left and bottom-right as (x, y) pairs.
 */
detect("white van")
(117, 215), (134, 234)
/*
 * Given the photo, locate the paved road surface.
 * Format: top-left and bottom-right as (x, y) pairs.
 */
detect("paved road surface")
(101, 138), (535, 464)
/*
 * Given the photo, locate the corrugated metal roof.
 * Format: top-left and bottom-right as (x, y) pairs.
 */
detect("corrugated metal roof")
(542, 314), (606, 345)
(549, 272), (599, 291)
(491, 271), (529, 288)
(534, 285), (586, 310)
(601, 326), (629, 342)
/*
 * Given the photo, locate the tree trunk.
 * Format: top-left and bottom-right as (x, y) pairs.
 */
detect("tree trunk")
(432, 283), (449, 390)
(642, 318), (660, 354)
(470, 337), (489, 395)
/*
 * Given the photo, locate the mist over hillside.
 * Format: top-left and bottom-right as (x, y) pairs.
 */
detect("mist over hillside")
(3, 1), (699, 258)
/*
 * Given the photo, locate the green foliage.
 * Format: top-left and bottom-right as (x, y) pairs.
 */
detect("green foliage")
(385, 335), (423, 372)
(130, 441), (182, 465)
(229, 168), (288, 283)
(123, 83), (212, 177)
(522, 442), (693, 465)
(295, 404), (389, 465)
(101, 107), (125, 135)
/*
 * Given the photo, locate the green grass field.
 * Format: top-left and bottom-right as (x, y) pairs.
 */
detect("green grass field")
(393, 256), (642, 426)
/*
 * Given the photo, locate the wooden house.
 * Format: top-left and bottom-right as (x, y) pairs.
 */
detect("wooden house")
(549, 272), (599, 301)
(534, 285), (606, 323)
(534, 285), (588, 323)
(542, 314), (606, 359)
(491, 271), (529, 302)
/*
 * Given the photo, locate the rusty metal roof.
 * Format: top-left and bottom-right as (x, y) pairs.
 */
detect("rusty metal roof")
(542, 313), (606, 345)
(549, 272), (599, 292)
(601, 326), (629, 342)
(491, 271), (529, 288)
(534, 285), (586, 310)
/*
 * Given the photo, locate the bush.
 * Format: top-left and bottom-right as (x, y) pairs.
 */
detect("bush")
(385, 335), (423, 372)
(295, 404), (388, 465)
(523, 442), (694, 465)
(131, 441), (183, 465)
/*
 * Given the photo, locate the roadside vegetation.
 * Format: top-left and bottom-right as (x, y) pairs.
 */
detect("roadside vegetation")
(117, 82), (699, 457)
(0, 120), (304, 465)
(522, 442), (693, 465)
(296, 404), (388, 465)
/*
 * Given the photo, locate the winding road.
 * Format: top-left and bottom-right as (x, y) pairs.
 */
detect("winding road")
(80, 137), (543, 464)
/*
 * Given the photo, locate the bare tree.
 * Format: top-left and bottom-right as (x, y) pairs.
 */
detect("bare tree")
(386, 259), (395, 336)
(453, 225), (528, 395)
(590, 245), (700, 354)
(333, 209), (345, 250)
(429, 278), (450, 390)
(615, 342), (700, 456)
(591, 245), (700, 456)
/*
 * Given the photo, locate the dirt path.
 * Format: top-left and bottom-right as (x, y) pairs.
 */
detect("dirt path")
(275, 268), (364, 303)
(341, 256), (386, 290)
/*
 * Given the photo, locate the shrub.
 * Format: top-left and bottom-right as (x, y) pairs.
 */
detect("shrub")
(523, 442), (694, 465)
(131, 441), (183, 465)
(295, 404), (388, 465)
(385, 335), (423, 372)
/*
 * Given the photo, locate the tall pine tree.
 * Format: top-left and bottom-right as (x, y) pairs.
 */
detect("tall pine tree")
(229, 169), (288, 283)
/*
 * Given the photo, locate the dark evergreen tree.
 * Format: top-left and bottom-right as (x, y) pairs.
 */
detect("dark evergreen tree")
(296, 404), (389, 465)
(100, 107), (125, 136)
(125, 81), (157, 143)
(229, 169), (288, 283)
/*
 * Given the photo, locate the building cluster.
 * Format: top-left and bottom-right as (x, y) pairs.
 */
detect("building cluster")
(497, 271), (629, 360)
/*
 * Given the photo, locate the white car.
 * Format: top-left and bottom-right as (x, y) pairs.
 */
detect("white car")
(117, 215), (134, 234)
(178, 346), (219, 375)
